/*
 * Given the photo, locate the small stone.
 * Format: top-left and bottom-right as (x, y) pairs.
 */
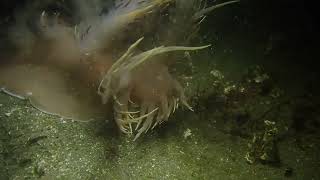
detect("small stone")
(183, 128), (192, 139)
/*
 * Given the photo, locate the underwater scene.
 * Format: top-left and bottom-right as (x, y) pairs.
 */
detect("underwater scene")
(0, 0), (319, 179)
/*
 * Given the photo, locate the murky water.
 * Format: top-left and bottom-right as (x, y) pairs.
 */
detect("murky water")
(0, 0), (319, 179)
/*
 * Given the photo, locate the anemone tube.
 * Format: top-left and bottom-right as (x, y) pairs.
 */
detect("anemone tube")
(98, 37), (210, 140)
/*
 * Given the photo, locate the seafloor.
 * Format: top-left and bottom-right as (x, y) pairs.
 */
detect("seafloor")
(1, 56), (319, 179)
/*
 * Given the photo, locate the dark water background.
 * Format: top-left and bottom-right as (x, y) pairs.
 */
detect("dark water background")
(1, 0), (319, 94)
(201, 0), (319, 96)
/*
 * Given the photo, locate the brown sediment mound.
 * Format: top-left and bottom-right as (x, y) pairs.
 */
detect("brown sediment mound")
(0, 0), (236, 139)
